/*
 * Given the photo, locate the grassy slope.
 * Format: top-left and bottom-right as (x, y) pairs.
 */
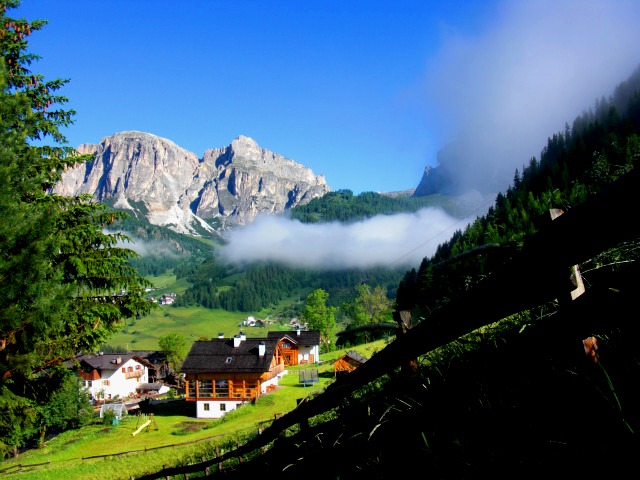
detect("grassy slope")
(108, 305), (297, 351)
(0, 341), (388, 480)
(107, 269), (313, 351)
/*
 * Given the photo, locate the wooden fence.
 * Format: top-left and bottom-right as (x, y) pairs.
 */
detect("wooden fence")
(0, 461), (50, 475)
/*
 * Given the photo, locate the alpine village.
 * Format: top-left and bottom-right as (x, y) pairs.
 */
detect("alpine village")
(1, 2), (640, 479)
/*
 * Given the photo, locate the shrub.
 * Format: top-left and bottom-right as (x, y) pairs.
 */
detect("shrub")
(102, 409), (116, 426)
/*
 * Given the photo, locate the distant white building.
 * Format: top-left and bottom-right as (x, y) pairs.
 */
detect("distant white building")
(159, 293), (176, 305)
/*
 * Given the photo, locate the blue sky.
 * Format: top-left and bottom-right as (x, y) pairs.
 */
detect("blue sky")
(13, 0), (640, 269)
(14, 0), (640, 196)
(16, 0), (473, 195)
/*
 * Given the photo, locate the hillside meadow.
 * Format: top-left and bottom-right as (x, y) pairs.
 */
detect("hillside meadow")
(107, 273), (299, 351)
(0, 340), (388, 480)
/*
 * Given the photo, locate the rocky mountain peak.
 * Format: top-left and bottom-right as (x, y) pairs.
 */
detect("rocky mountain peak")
(55, 132), (331, 235)
(230, 134), (260, 156)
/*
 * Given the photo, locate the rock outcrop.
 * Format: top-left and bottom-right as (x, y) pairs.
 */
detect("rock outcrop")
(54, 131), (331, 235)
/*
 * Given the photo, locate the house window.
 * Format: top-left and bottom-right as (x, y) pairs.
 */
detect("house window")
(231, 380), (241, 398)
(215, 379), (229, 398)
(203, 403), (210, 411)
(122, 368), (126, 373)
(197, 380), (213, 398)
(245, 380), (258, 397)
(187, 380), (196, 399)
(128, 366), (133, 372)
(282, 342), (291, 349)
(220, 403), (226, 412)
(103, 380), (110, 386)
(225, 357), (233, 364)
(135, 365), (141, 370)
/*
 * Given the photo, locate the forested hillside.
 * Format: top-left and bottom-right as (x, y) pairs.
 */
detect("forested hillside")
(107, 206), (219, 276)
(173, 258), (405, 316)
(165, 189), (472, 316)
(395, 65), (640, 319)
(286, 189), (486, 223)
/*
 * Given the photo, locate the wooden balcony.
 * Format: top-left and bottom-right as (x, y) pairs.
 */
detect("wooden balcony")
(124, 370), (144, 379)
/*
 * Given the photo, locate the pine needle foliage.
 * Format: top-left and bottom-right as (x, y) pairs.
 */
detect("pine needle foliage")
(0, 0), (156, 456)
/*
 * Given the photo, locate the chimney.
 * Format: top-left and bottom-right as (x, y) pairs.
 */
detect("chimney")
(116, 356), (122, 364)
(258, 342), (266, 357)
(296, 327), (301, 336)
(239, 331), (246, 341)
(233, 335), (242, 348)
(218, 332), (224, 339)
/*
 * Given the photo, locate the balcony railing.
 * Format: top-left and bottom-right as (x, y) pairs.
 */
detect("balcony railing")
(124, 371), (144, 379)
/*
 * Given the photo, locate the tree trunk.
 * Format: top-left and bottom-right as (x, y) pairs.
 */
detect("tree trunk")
(39, 426), (46, 448)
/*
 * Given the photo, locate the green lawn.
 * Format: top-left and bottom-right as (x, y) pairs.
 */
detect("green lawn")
(107, 273), (302, 351)
(107, 305), (292, 351)
(0, 340), (389, 480)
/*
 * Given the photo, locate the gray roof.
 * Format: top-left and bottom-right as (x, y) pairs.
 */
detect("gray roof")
(334, 350), (368, 365)
(75, 353), (154, 371)
(129, 350), (166, 365)
(180, 338), (280, 374)
(267, 330), (321, 346)
(136, 383), (165, 392)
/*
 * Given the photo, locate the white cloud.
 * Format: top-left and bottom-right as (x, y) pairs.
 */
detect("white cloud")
(104, 230), (176, 258)
(424, 0), (640, 193)
(218, 208), (477, 270)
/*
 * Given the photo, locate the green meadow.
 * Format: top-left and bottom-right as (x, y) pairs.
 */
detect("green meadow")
(107, 273), (295, 351)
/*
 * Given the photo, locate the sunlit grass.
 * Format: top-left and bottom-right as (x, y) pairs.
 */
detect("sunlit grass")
(107, 306), (257, 350)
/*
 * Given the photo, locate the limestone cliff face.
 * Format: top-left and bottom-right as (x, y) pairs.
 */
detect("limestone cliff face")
(54, 131), (331, 234)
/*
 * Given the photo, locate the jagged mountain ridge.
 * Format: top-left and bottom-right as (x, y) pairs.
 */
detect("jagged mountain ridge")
(54, 132), (331, 235)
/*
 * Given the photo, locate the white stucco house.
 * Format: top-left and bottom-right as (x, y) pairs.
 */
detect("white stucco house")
(74, 353), (155, 402)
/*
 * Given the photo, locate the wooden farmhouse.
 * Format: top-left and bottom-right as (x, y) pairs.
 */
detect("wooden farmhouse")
(181, 330), (321, 419)
(267, 329), (321, 366)
(74, 353), (155, 403)
(181, 333), (286, 419)
(333, 350), (367, 377)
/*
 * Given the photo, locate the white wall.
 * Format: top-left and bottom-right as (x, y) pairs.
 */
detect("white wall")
(83, 358), (148, 401)
(297, 345), (320, 363)
(196, 400), (244, 419)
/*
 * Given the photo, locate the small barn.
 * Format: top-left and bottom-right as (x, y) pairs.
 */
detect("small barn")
(333, 351), (367, 377)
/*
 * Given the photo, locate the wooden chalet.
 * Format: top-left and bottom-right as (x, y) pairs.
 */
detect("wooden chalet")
(181, 333), (286, 418)
(267, 329), (321, 366)
(333, 350), (367, 377)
